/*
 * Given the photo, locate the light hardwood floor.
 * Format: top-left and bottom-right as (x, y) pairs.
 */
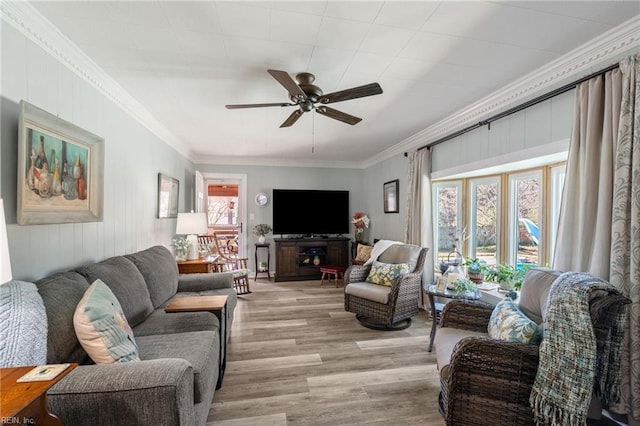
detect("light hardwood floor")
(207, 278), (444, 426)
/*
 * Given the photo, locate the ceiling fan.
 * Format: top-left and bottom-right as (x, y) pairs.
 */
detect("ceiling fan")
(225, 69), (383, 128)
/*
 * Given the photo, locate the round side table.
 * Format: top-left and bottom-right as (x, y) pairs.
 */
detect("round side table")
(425, 283), (481, 352)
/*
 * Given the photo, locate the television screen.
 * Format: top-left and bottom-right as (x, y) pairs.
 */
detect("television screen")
(272, 189), (349, 236)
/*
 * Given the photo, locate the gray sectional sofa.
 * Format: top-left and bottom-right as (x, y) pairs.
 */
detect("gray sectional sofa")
(34, 245), (237, 426)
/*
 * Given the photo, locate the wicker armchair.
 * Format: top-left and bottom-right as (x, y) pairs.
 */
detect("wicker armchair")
(437, 300), (540, 425)
(436, 269), (631, 426)
(344, 244), (428, 330)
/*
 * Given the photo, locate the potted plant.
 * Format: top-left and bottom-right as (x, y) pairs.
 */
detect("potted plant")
(172, 237), (190, 261)
(485, 264), (528, 291)
(253, 224), (272, 244)
(463, 257), (487, 283)
(452, 277), (478, 296)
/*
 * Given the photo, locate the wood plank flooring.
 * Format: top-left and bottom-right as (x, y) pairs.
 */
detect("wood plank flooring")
(207, 279), (443, 426)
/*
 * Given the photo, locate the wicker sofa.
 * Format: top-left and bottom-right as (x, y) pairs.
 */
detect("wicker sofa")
(434, 268), (629, 425)
(344, 243), (428, 330)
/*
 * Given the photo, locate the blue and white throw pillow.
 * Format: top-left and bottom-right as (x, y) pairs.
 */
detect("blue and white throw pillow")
(488, 298), (540, 344)
(74, 279), (139, 364)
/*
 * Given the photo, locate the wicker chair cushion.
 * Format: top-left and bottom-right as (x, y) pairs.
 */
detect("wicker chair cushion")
(488, 298), (540, 344)
(344, 282), (391, 304)
(377, 244), (422, 271)
(434, 327), (487, 380)
(365, 261), (409, 286)
(518, 268), (561, 324)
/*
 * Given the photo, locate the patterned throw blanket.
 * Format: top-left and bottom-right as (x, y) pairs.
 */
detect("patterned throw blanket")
(0, 280), (48, 367)
(529, 272), (629, 426)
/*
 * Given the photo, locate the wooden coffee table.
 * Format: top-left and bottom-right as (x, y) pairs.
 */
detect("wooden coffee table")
(165, 295), (228, 389)
(1, 363), (77, 426)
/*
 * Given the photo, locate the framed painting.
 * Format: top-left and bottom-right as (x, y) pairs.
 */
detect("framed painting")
(383, 179), (399, 214)
(17, 100), (104, 225)
(157, 173), (179, 218)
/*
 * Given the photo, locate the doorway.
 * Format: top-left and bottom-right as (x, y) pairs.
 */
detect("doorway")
(196, 172), (248, 258)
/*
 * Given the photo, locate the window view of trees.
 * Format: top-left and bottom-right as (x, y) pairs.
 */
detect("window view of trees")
(471, 180), (498, 265)
(435, 184), (460, 261)
(207, 196), (237, 226)
(433, 164), (563, 269)
(514, 175), (540, 265)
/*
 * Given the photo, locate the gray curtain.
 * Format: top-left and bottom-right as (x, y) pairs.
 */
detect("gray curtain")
(609, 53), (640, 424)
(553, 54), (640, 423)
(405, 148), (434, 305)
(553, 68), (622, 277)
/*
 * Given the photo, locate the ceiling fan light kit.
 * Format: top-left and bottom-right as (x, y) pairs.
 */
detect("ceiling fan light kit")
(226, 69), (382, 128)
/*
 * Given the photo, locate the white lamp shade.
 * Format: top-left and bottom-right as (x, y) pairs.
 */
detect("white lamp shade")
(176, 212), (208, 260)
(175, 212), (208, 235)
(0, 199), (13, 284)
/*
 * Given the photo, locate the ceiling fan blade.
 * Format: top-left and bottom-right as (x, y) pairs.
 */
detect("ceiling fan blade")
(316, 106), (362, 125)
(225, 102), (294, 109)
(280, 110), (304, 128)
(268, 69), (307, 100)
(320, 82), (383, 104)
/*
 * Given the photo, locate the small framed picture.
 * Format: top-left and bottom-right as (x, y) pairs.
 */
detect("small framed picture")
(383, 179), (399, 213)
(436, 277), (447, 292)
(157, 173), (179, 218)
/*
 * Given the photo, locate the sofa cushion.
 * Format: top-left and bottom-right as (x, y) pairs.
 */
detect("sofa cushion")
(133, 308), (219, 337)
(488, 298), (540, 344)
(518, 268), (561, 324)
(345, 281), (391, 304)
(136, 330), (219, 404)
(365, 261), (409, 286)
(74, 280), (140, 364)
(77, 256), (154, 327)
(35, 272), (91, 364)
(434, 327), (487, 380)
(377, 244), (421, 271)
(125, 245), (179, 308)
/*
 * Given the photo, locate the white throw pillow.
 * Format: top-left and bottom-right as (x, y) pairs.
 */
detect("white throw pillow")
(73, 279), (139, 364)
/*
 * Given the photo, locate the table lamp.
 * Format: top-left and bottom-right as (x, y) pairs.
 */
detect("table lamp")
(1, 199), (13, 285)
(175, 212), (208, 260)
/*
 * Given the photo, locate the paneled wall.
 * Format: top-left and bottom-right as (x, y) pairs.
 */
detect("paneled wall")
(362, 153), (408, 243)
(431, 91), (573, 176)
(1, 24), (193, 281)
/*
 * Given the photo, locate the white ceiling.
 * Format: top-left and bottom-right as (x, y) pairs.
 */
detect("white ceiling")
(30, 1), (639, 166)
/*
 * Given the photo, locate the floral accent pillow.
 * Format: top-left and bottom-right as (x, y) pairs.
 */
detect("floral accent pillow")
(74, 279), (140, 364)
(354, 244), (373, 263)
(488, 298), (540, 344)
(365, 261), (410, 286)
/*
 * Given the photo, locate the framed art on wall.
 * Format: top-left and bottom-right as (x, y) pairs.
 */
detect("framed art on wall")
(157, 173), (179, 218)
(383, 179), (399, 214)
(17, 100), (104, 225)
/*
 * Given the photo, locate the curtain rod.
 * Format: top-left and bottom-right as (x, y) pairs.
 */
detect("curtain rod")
(407, 62), (620, 155)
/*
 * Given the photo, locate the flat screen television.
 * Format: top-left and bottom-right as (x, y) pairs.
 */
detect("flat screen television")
(272, 189), (349, 236)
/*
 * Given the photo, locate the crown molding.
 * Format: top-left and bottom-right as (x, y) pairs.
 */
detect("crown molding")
(0, 1), (194, 160)
(364, 15), (640, 168)
(195, 154), (364, 169)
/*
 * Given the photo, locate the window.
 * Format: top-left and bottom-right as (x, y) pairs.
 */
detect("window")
(432, 181), (462, 263)
(432, 163), (564, 269)
(549, 165), (566, 262)
(469, 177), (500, 266)
(509, 172), (541, 266)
